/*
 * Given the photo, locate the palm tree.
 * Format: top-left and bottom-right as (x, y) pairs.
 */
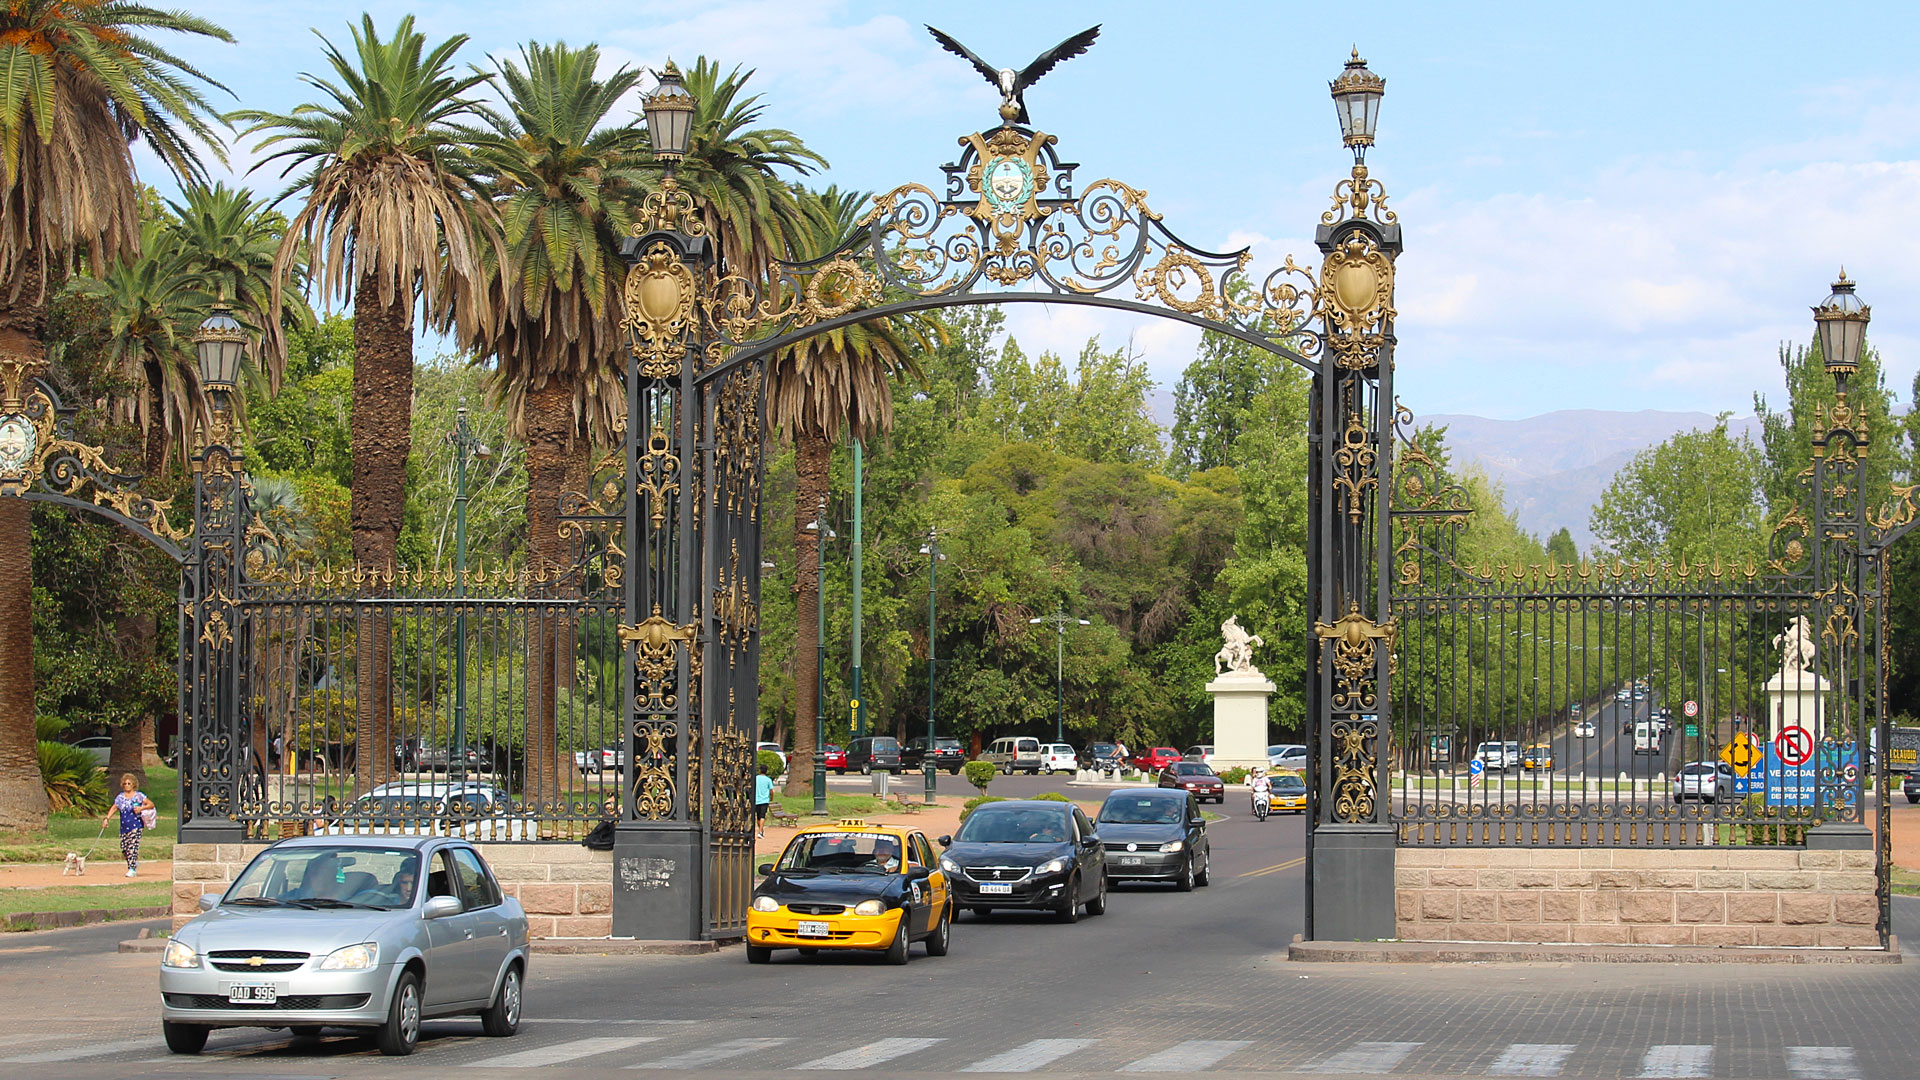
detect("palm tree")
(233, 15), (498, 796)
(0, 0), (231, 831)
(771, 187), (938, 796)
(467, 41), (648, 808)
(165, 182), (314, 390)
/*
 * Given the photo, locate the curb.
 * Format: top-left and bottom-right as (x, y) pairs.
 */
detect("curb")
(532, 938), (723, 956)
(5, 905), (169, 933)
(1286, 934), (1902, 965)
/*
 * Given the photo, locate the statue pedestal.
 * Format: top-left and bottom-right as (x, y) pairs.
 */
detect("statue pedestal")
(1207, 671), (1275, 772)
(1764, 668), (1830, 743)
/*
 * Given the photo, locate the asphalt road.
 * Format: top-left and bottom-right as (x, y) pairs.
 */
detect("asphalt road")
(3, 772), (1915, 1079)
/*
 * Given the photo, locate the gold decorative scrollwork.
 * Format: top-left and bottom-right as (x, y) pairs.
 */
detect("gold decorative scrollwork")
(1767, 504), (1812, 575)
(618, 606), (697, 712)
(631, 720), (678, 821)
(1314, 601), (1396, 710)
(637, 175), (706, 238)
(1317, 231), (1395, 370)
(636, 426), (680, 529)
(621, 240), (698, 379)
(712, 368), (761, 516)
(1332, 410), (1377, 524)
(1324, 162), (1397, 226)
(711, 541), (759, 666)
(963, 126), (1054, 262)
(1330, 716), (1378, 822)
(710, 727), (754, 835)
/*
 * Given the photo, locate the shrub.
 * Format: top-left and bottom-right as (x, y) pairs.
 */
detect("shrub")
(1031, 791), (1071, 802)
(38, 740), (109, 815)
(962, 760), (996, 795)
(1217, 766), (1249, 785)
(757, 750), (787, 778)
(959, 795), (1006, 821)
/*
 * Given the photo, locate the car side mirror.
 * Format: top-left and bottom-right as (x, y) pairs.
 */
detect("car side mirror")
(937, 835), (952, 847)
(422, 894), (462, 920)
(756, 861), (774, 876)
(197, 893), (219, 912)
(908, 865), (933, 880)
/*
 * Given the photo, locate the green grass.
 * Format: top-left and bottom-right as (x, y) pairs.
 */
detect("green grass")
(0, 883), (170, 917)
(0, 766), (178, 864)
(772, 792), (919, 819)
(1893, 868), (1920, 897)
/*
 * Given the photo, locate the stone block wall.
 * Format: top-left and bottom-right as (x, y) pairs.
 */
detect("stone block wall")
(173, 842), (615, 938)
(1394, 846), (1881, 948)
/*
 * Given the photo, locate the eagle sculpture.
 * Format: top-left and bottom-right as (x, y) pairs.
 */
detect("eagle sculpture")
(927, 25), (1101, 125)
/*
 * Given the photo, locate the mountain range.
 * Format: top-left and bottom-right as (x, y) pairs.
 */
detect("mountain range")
(1418, 410), (1762, 553)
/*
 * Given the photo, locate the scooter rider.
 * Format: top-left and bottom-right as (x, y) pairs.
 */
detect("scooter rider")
(1249, 766), (1272, 818)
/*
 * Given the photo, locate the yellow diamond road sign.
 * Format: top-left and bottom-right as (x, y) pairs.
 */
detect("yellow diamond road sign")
(1722, 732), (1762, 777)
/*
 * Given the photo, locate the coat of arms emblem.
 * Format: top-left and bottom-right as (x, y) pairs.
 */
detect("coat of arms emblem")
(0, 415), (35, 480)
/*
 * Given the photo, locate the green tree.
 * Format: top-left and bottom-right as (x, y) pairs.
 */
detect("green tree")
(1589, 418), (1767, 565)
(1546, 526), (1579, 566)
(1169, 329), (1288, 476)
(164, 182), (313, 386)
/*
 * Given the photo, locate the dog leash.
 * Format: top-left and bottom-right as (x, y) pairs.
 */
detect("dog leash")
(79, 820), (109, 861)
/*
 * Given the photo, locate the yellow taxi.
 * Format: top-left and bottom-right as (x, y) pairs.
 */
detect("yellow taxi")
(1269, 771), (1307, 813)
(745, 819), (953, 965)
(1522, 744), (1555, 770)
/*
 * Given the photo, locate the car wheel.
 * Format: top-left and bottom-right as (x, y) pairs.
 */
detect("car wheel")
(480, 962), (522, 1037)
(1176, 857), (1196, 892)
(885, 915), (911, 965)
(1002, 764), (1012, 776)
(924, 904), (953, 956)
(860, 763), (871, 776)
(949, 767), (961, 776)
(745, 944), (773, 964)
(163, 1022), (209, 1055)
(1195, 849), (1211, 887)
(1907, 794), (1918, 804)
(1055, 876), (1081, 923)
(375, 970), (422, 1056)
(1085, 874), (1107, 916)
(835, 768), (845, 775)
(290, 1026), (325, 1039)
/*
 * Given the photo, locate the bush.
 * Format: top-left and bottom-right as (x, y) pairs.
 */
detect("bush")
(1738, 792), (1811, 845)
(757, 750), (787, 778)
(959, 795), (1006, 821)
(38, 740), (109, 815)
(1031, 791), (1071, 802)
(1217, 766), (1249, 785)
(962, 760), (996, 795)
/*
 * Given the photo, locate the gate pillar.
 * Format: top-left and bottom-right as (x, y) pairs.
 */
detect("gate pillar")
(180, 400), (248, 844)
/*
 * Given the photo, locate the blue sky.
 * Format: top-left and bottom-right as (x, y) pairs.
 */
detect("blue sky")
(157, 0), (1920, 421)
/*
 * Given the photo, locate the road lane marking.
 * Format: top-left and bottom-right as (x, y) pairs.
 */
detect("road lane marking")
(1307, 1041), (1423, 1074)
(1239, 857), (1305, 878)
(1638, 1045), (1713, 1077)
(1786, 1046), (1860, 1079)
(631, 1037), (790, 1069)
(1119, 1039), (1252, 1072)
(469, 1035), (658, 1068)
(795, 1037), (944, 1070)
(1488, 1043), (1576, 1076)
(2, 1037), (158, 1063)
(962, 1038), (1098, 1072)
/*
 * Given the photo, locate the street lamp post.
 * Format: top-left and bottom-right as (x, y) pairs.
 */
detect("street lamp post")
(805, 502), (835, 816)
(1030, 607), (1090, 744)
(450, 406), (490, 783)
(918, 529), (946, 805)
(850, 441), (865, 740)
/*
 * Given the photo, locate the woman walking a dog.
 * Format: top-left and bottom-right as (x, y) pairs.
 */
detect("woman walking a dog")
(103, 774), (156, 878)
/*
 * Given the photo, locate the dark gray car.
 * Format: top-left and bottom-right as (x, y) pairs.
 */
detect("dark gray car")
(1095, 789), (1211, 889)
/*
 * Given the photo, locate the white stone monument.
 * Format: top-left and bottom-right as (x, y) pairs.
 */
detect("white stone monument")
(1763, 614), (1829, 742)
(1207, 616), (1274, 772)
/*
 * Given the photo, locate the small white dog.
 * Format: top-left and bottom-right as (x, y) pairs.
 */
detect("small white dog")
(62, 851), (86, 876)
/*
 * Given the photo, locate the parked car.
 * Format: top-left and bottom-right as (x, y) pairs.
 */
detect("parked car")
(845, 736), (902, 775)
(1130, 747), (1182, 773)
(1474, 741), (1521, 771)
(1095, 789), (1209, 889)
(1267, 744), (1307, 771)
(1039, 743), (1078, 774)
(69, 735), (112, 767)
(901, 736), (966, 774)
(396, 741), (482, 775)
(573, 747), (626, 775)
(1181, 745), (1215, 765)
(982, 736), (1043, 775)
(159, 836), (529, 1056)
(1672, 761), (1735, 803)
(746, 819), (953, 965)
(937, 800), (1106, 920)
(317, 782), (540, 842)
(1903, 772), (1920, 804)
(757, 743), (788, 775)
(820, 744), (848, 773)
(1079, 742), (1125, 772)
(1158, 761), (1225, 803)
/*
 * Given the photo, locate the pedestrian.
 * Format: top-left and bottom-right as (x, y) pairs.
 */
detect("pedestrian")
(103, 773), (156, 878)
(754, 761), (774, 839)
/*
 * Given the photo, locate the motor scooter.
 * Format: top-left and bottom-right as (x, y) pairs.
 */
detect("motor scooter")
(1251, 787), (1271, 821)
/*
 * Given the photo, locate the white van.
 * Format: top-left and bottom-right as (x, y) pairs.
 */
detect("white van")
(1633, 721), (1663, 755)
(983, 736), (1043, 775)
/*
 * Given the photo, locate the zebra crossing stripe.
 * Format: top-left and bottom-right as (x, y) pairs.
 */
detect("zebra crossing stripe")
(1488, 1044), (1576, 1076)
(469, 1035), (658, 1068)
(1638, 1044), (1713, 1078)
(1118, 1039), (1252, 1072)
(631, 1037), (791, 1070)
(1307, 1041), (1424, 1074)
(794, 1037), (945, 1070)
(1786, 1046), (1861, 1080)
(962, 1038), (1098, 1072)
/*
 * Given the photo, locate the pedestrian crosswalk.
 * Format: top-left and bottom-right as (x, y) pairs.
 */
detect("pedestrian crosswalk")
(0, 1032), (1874, 1077)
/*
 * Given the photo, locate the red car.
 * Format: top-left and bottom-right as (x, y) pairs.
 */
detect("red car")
(1159, 761), (1226, 803)
(1132, 747), (1181, 772)
(820, 744), (847, 774)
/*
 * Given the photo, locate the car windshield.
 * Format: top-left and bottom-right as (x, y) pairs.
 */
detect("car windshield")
(1682, 764), (1716, 776)
(955, 807), (1068, 844)
(1099, 797), (1184, 824)
(1172, 763), (1214, 776)
(935, 739), (960, 749)
(777, 831), (903, 875)
(225, 846), (422, 910)
(1272, 775), (1306, 792)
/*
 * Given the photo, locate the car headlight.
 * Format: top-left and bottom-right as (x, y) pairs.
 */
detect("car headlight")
(750, 895), (780, 913)
(161, 939), (200, 969)
(1038, 857), (1070, 875)
(853, 899), (887, 916)
(939, 856), (958, 874)
(318, 942), (378, 970)
(1158, 840), (1185, 853)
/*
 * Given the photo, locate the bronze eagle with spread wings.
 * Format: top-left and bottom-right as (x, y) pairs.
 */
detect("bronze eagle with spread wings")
(926, 25), (1101, 126)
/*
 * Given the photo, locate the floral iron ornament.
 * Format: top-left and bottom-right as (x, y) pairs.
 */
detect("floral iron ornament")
(1314, 601), (1396, 711)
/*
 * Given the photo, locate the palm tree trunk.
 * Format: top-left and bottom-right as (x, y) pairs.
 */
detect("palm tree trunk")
(0, 276), (48, 830)
(522, 374), (571, 813)
(350, 275), (411, 796)
(783, 432), (831, 797)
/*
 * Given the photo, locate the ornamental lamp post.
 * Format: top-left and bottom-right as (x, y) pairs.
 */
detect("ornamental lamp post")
(918, 529), (946, 805)
(1813, 271), (1870, 391)
(805, 504), (836, 815)
(1030, 607), (1090, 744)
(1329, 49), (1385, 162)
(643, 61), (697, 165)
(192, 304), (246, 406)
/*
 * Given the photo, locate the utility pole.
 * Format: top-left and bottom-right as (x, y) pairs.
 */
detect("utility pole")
(1030, 606), (1090, 744)
(850, 440), (865, 740)
(919, 529), (945, 805)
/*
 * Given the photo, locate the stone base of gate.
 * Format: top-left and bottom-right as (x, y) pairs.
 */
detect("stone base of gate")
(172, 843), (615, 938)
(1393, 837), (1881, 949)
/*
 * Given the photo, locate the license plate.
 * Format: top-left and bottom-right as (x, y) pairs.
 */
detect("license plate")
(796, 920), (831, 938)
(979, 882), (1013, 895)
(1119, 856), (1143, 865)
(227, 983), (277, 1004)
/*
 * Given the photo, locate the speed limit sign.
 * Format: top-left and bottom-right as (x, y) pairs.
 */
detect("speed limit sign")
(1683, 700), (1699, 718)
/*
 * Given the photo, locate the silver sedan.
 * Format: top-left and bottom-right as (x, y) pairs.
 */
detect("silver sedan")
(159, 835), (529, 1056)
